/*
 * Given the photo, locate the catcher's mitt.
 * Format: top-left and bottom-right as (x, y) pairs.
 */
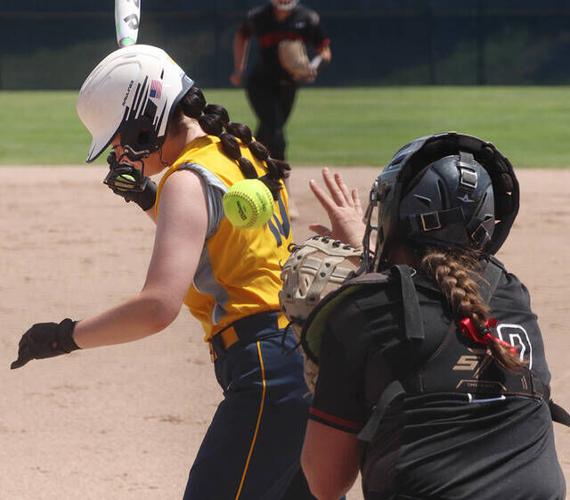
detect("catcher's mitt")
(279, 236), (362, 392)
(278, 39), (317, 82)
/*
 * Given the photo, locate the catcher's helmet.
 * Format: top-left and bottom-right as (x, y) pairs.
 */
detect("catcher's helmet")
(271, 0), (299, 11)
(363, 132), (519, 271)
(77, 45), (194, 163)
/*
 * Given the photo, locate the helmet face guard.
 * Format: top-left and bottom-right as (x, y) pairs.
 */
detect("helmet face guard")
(363, 132), (519, 271)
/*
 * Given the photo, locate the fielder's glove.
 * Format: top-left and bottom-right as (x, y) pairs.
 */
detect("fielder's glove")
(11, 319), (80, 370)
(104, 152), (157, 212)
(278, 40), (317, 82)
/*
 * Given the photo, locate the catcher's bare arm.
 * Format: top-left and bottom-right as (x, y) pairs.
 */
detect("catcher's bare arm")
(302, 420), (361, 499)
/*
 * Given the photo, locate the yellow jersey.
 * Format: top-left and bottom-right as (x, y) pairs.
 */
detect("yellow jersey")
(155, 135), (292, 340)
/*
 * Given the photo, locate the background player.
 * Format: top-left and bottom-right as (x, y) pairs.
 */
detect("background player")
(230, 0), (332, 217)
(299, 135), (568, 499)
(11, 44), (316, 499)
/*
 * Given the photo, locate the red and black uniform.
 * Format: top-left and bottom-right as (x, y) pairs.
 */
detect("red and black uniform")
(308, 260), (567, 499)
(238, 3), (330, 160)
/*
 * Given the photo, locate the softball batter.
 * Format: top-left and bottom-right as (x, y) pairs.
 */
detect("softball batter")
(11, 44), (315, 499)
(299, 134), (569, 499)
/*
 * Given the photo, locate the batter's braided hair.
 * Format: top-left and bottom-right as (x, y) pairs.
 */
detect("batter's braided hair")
(420, 249), (525, 371)
(174, 86), (290, 200)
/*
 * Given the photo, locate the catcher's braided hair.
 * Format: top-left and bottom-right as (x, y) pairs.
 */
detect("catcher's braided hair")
(175, 86), (290, 200)
(420, 249), (525, 371)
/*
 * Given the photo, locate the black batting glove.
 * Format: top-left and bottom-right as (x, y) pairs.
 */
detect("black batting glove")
(11, 318), (80, 370)
(104, 153), (157, 212)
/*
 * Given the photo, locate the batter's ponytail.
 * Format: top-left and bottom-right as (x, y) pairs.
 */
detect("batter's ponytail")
(176, 87), (290, 200)
(420, 249), (525, 371)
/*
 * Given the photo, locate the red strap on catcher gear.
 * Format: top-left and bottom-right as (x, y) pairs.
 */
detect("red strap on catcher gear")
(459, 317), (519, 357)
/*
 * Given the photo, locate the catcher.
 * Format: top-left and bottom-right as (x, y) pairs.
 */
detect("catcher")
(231, 0), (332, 217)
(298, 135), (569, 499)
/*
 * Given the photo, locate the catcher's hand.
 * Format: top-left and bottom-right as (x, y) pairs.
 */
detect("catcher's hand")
(104, 152), (157, 212)
(278, 40), (317, 82)
(309, 168), (365, 249)
(11, 319), (79, 369)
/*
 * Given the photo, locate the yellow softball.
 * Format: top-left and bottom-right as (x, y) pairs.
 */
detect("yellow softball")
(223, 179), (275, 229)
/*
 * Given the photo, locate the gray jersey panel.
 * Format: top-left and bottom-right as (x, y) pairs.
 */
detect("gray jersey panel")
(177, 162), (227, 239)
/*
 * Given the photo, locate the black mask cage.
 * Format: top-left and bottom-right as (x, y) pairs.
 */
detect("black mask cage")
(363, 132), (519, 271)
(105, 150), (149, 192)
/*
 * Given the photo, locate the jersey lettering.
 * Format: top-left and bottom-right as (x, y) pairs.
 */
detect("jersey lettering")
(268, 194), (290, 247)
(496, 323), (533, 368)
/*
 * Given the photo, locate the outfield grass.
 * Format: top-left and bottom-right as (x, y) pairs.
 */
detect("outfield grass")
(2, 87), (570, 167)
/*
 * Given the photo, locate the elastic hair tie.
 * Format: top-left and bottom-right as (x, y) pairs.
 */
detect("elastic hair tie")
(458, 317), (519, 357)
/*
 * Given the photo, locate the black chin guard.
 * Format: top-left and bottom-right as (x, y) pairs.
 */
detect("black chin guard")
(104, 150), (149, 193)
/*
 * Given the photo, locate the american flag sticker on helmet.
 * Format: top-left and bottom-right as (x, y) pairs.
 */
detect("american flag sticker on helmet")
(150, 79), (162, 99)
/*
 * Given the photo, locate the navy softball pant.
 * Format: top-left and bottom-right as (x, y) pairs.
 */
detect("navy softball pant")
(183, 312), (316, 499)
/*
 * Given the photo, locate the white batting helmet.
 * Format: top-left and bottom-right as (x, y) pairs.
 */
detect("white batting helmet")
(76, 44), (194, 163)
(271, 0), (299, 11)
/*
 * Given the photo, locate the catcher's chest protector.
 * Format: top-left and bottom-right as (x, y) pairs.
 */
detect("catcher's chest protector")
(356, 262), (570, 447)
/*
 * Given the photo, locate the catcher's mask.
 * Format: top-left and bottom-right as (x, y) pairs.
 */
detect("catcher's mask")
(77, 44), (194, 164)
(279, 236), (361, 334)
(363, 132), (519, 272)
(271, 0), (299, 11)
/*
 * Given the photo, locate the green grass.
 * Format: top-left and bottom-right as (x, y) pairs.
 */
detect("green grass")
(2, 87), (570, 167)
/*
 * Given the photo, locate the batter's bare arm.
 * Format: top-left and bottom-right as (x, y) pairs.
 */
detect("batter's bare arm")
(74, 171), (206, 348)
(11, 171), (207, 367)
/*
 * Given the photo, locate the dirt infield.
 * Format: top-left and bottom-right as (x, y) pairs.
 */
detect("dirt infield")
(1, 166), (568, 500)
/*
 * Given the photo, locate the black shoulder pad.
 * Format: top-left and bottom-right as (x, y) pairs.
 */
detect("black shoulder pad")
(301, 272), (395, 364)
